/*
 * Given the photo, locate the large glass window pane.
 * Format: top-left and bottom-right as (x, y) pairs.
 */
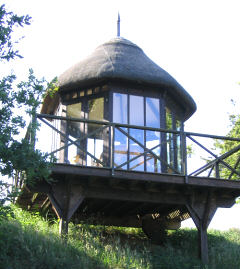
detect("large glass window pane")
(146, 98), (160, 128)
(166, 107), (174, 172)
(87, 137), (104, 167)
(88, 97), (104, 121)
(66, 103), (83, 165)
(87, 97), (105, 167)
(129, 128), (144, 171)
(129, 95), (144, 170)
(67, 102), (83, 118)
(146, 131), (161, 172)
(176, 119), (182, 173)
(130, 95), (144, 126)
(67, 102), (83, 154)
(166, 107), (173, 129)
(68, 135), (79, 164)
(113, 93), (128, 169)
(114, 128), (128, 169)
(113, 93), (128, 124)
(146, 98), (161, 172)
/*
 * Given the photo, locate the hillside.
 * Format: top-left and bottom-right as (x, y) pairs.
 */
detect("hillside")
(0, 205), (240, 269)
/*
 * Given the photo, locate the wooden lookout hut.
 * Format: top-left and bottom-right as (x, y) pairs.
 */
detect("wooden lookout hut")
(16, 36), (240, 264)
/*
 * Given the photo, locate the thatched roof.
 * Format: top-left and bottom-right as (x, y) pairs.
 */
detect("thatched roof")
(58, 37), (196, 119)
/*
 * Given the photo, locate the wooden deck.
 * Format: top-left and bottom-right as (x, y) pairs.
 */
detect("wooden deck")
(17, 163), (240, 224)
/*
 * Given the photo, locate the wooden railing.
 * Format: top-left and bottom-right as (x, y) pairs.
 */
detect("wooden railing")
(35, 114), (240, 181)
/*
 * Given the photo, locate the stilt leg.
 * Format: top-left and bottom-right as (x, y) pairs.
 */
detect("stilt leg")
(198, 224), (208, 264)
(48, 179), (85, 238)
(186, 191), (217, 264)
(59, 218), (69, 239)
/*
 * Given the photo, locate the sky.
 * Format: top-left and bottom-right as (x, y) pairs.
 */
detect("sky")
(3, 0), (240, 230)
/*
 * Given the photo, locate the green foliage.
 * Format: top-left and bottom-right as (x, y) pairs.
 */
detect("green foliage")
(215, 114), (240, 180)
(0, 206), (151, 269)
(45, 76), (59, 98)
(0, 4), (31, 61)
(1, 206), (240, 269)
(0, 5), (53, 204)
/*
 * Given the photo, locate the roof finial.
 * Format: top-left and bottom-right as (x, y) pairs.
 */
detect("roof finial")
(117, 12), (120, 37)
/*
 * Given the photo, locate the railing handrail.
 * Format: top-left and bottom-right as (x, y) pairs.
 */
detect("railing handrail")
(37, 113), (179, 134)
(37, 113), (240, 142)
(36, 113), (240, 181)
(185, 131), (240, 142)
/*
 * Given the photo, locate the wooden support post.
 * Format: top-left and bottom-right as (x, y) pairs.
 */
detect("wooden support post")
(186, 191), (217, 264)
(48, 179), (85, 238)
(198, 224), (208, 263)
(59, 218), (69, 239)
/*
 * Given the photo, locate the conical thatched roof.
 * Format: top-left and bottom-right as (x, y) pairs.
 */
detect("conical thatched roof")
(58, 37), (196, 120)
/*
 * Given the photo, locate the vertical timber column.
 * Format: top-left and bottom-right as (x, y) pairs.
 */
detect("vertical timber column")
(59, 105), (67, 163)
(186, 191), (217, 264)
(197, 220), (208, 264)
(48, 178), (85, 238)
(59, 218), (69, 238)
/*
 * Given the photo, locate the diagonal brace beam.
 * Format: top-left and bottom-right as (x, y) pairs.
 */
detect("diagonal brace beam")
(188, 135), (240, 177)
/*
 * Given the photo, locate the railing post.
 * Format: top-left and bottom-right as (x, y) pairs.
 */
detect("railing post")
(181, 131), (188, 183)
(111, 124), (115, 176)
(215, 161), (220, 178)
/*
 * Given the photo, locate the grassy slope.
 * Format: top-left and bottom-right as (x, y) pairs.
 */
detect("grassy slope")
(0, 206), (240, 269)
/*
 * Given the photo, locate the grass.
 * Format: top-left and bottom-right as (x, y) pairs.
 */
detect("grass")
(0, 205), (240, 269)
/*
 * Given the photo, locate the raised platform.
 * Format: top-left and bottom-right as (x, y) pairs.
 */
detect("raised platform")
(17, 163), (240, 225)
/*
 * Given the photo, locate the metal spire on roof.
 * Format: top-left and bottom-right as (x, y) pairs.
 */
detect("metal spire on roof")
(117, 12), (120, 37)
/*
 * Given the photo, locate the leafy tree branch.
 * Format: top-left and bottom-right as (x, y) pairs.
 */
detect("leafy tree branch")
(0, 4), (54, 204)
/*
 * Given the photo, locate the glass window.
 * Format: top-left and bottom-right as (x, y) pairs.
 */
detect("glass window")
(165, 107), (183, 174)
(129, 95), (144, 171)
(176, 119), (182, 173)
(130, 95), (144, 126)
(87, 97), (105, 167)
(66, 103), (83, 165)
(176, 119), (181, 131)
(113, 93), (128, 169)
(87, 137), (104, 167)
(146, 131), (161, 172)
(146, 97), (160, 128)
(113, 93), (128, 124)
(65, 96), (109, 167)
(114, 128), (128, 169)
(129, 128), (144, 171)
(166, 107), (173, 129)
(88, 97), (104, 121)
(146, 97), (161, 172)
(112, 92), (183, 174)
(166, 107), (174, 172)
(67, 102), (83, 118)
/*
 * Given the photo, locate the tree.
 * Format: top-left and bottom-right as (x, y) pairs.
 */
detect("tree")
(215, 111), (240, 180)
(0, 4), (52, 205)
